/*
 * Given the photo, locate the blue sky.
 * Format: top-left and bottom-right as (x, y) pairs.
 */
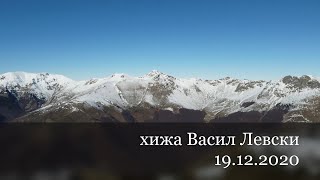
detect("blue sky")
(0, 0), (319, 80)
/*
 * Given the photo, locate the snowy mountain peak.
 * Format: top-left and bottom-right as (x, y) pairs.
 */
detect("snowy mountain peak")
(1, 71), (320, 122)
(0, 71), (74, 101)
(146, 70), (164, 76)
(145, 70), (169, 78)
(281, 75), (320, 89)
(0, 72), (73, 84)
(144, 70), (176, 82)
(1, 72), (38, 82)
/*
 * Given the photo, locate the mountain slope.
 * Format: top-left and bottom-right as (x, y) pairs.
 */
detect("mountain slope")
(1, 71), (319, 122)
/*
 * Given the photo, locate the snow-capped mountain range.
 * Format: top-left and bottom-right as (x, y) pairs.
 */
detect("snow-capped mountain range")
(1, 71), (319, 122)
